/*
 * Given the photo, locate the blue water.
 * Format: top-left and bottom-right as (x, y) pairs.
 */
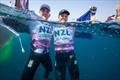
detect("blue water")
(0, 33), (120, 80)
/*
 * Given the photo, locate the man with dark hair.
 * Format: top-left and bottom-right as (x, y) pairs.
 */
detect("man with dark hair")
(54, 9), (80, 80)
(21, 4), (53, 80)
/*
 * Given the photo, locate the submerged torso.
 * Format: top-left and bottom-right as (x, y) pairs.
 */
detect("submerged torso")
(29, 21), (53, 50)
(53, 24), (75, 52)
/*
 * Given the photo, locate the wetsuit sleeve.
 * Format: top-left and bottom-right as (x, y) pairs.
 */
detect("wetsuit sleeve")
(2, 18), (29, 33)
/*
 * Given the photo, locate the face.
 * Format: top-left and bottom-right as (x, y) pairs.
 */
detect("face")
(39, 8), (50, 20)
(58, 13), (69, 23)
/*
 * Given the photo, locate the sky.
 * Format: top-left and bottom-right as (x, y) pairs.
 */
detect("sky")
(0, 0), (120, 22)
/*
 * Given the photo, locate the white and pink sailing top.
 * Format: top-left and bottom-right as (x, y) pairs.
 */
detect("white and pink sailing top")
(53, 24), (75, 52)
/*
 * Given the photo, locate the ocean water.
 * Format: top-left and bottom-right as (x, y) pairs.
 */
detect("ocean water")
(0, 1), (120, 80)
(0, 32), (120, 80)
